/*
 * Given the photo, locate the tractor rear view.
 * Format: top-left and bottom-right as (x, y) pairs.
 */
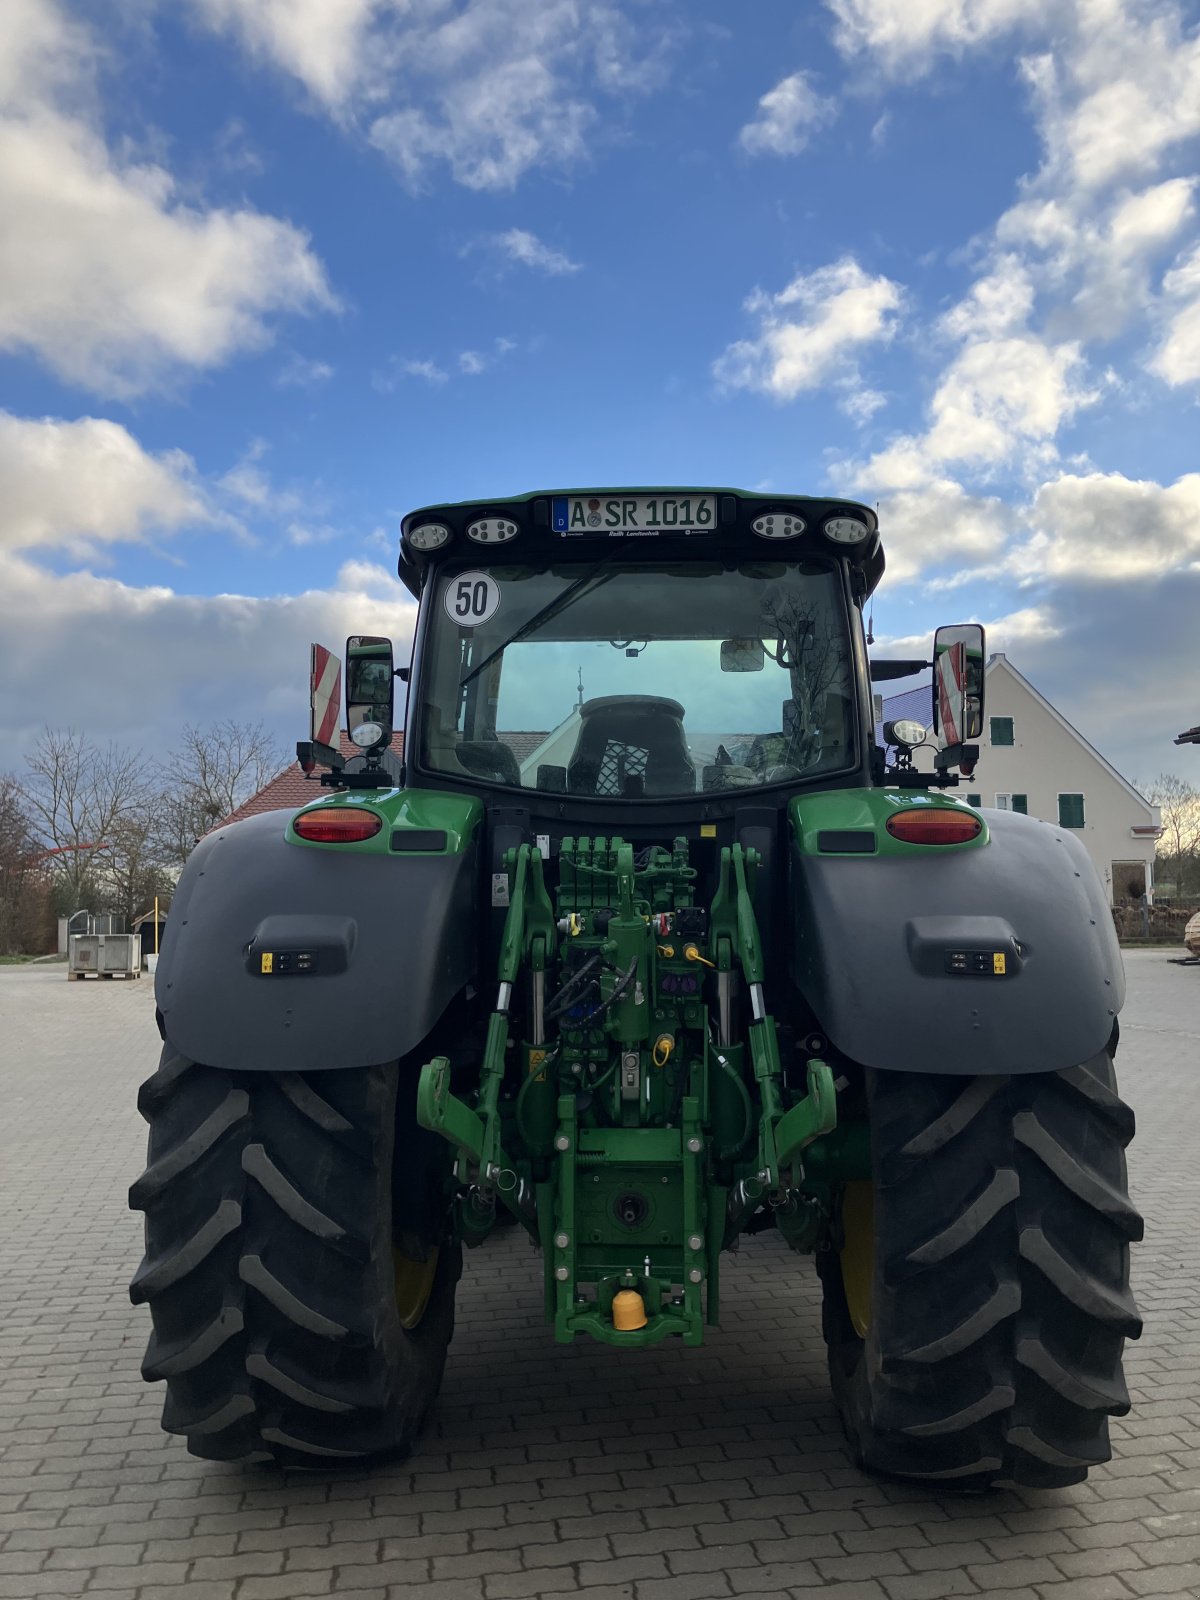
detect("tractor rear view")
(131, 489), (1141, 1486)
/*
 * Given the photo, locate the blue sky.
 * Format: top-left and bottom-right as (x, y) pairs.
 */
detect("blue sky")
(2, 0), (1198, 785)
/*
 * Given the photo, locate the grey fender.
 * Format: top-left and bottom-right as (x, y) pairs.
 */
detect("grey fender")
(790, 808), (1124, 1075)
(156, 809), (476, 1072)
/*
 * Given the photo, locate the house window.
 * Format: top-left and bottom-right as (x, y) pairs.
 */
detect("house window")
(996, 793), (1029, 814)
(1058, 793), (1086, 829)
(966, 792), (982, 807)
(990, 716), (1014, 745)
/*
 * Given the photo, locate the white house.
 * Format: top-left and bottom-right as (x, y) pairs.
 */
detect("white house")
(884, 655), (1161, 905)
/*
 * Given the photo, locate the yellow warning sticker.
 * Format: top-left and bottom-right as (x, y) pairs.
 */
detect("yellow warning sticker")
(993, 952), (1006, 975)
(528, 1047), (547, 1083)
(261, 952), (274, 974)
(700, 823), (717, 838)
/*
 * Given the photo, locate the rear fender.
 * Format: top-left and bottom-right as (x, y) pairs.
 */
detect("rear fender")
(790, 794), (1123, 1076)
(156, 794), (481, 1073)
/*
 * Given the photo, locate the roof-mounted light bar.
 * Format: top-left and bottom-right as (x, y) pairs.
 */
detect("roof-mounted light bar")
(751, 511), (805, 540)
(823, 515), (871, 545)
(407, 522), (451, 552)
(466, 516), (519, 545)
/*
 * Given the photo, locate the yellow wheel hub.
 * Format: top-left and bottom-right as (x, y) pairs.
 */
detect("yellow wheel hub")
(393, 1247), (439, 1330)
(839, 1181), (874, 1338)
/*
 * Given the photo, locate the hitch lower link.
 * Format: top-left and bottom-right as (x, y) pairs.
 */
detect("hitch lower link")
(417, 842), (555, 1242)
(709, 844), (837, 1244)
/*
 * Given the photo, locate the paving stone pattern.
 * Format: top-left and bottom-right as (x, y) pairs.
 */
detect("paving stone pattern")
(1, 952), (1197, 1600)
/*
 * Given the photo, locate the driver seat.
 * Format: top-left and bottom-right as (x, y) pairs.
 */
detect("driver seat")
(567, 696), (695, 796)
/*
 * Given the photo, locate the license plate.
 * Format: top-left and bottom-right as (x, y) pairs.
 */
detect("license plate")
(552, 493), (717, 538)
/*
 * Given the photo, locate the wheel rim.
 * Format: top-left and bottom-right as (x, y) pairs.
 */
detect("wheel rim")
(839, 1181), (874, 1337)
(394, 1246), (439, 1330)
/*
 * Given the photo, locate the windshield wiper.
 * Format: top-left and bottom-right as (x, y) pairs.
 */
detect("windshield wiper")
(459, 562), (614, 687)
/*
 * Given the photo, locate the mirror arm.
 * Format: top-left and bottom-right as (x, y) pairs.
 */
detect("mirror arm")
(934, 742), (979, 777)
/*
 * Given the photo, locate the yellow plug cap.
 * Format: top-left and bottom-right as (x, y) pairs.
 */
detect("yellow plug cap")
(683, 943), (714, 968)
(612, 1289), (648, 1331)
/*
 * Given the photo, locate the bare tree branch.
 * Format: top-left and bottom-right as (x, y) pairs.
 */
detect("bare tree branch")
(22, 728), (155, 905)
(158, 721), (285, 866)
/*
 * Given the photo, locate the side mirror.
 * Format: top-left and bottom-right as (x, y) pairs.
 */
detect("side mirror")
(720, 638), (765, 673)
(346, 634), (394, 752)
(931, 624), (985, 774)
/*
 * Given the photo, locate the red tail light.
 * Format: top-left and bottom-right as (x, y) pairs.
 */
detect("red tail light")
(293, 807), (382, 843)
(886, 809), (983, 846)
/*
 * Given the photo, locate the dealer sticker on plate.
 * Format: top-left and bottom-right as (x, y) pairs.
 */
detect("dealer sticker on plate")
(552, 494), (717, 538)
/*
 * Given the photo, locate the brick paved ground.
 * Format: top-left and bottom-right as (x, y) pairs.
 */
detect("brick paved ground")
(1, 951), (1197, 1600)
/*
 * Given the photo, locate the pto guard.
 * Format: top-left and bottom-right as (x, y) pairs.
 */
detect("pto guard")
(155, 809), (476, 1073)
(791, 806), (1124, 1076)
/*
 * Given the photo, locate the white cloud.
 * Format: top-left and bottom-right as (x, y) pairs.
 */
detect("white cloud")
(192, 0), (666, 193)
(285, 521), (342, 547)
(992, 178), (1196, 344)
(1150, 244), (1200, 386)
(1023, 469), (1200, 580)
(400, 359), (449, 385)
(275, 353), (334, 388)
(190, 0), (382, 110)
(738, 71), (836, 157)
(459, 350), (486, 376)
(842, 333), (1096, 574)
(873, 478), (1015, 582)
(216, 442), (317, 522)
(369, 60), (592, 192)
(826, 0), (1047, 73)
(714, 257), (904, 400)
(0, 550), (417, 756)
(923, 335), (1095, 465)
(940, 256), (1036, 340)
(877, 601), (1059, 656)
(493, 228), (581, 275)
(839, 386), (887, 423)
(0, 411), (208, 555)
(0, 0), (336, 398)
(1023, 5), (1200, 193)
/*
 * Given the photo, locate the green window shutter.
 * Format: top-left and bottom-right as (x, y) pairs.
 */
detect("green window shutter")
(990, 716), (1014, 746)
(1058, 793), (1085, 829)
(966, 792), (982, 807)
(1012, 794), (1028, 815)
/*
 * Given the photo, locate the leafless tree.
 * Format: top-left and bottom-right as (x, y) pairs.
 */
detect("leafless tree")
(0, 777), (54, 954)
(21, 728), (155, 907)
(158, 721), (285, 865)
(1146, 772), (1200, 897)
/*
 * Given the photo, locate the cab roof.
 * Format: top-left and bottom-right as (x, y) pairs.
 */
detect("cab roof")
(397, 487), (884, 599)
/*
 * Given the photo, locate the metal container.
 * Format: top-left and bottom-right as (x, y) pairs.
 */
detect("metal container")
(68, 933), (142, 980)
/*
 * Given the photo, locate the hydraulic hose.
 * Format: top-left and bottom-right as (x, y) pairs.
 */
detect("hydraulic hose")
(713, 1048), (754, 1161)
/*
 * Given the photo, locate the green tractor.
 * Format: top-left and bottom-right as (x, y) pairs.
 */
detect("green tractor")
(131, 489), (1141, 1487)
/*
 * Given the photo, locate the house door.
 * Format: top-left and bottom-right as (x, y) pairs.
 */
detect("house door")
(1111, 861), (1146, 902)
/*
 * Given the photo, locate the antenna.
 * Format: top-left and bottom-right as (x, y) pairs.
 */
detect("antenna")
(576, 666), (584, 709)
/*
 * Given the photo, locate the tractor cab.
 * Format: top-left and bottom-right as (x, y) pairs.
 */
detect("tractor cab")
(397, 489), (883, 806)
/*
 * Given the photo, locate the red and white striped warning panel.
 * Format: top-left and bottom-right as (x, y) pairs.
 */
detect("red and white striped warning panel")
(310, 643), (342, 748)
(936, 640), (964, 748)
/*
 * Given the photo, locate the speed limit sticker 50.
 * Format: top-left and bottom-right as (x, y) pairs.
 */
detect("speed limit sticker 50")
(444, 571), (501, 626)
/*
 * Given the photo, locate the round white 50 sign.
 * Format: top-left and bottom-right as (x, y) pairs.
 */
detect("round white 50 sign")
(443, 571), (501, 626)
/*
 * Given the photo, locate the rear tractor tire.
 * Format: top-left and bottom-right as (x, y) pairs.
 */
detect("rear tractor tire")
(819, 1042), (1142, 1489)
(129, 1049), (460, 1467)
